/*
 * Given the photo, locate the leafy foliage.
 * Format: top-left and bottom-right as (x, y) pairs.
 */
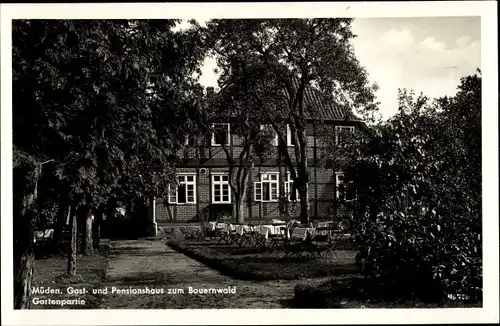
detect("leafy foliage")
(345, 73), (482, 302)
(13, 20), (206, 210)
(203, 19), (379, 223)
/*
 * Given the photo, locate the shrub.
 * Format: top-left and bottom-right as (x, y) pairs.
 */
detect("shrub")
(353, 208), (481, 302)
(346, 74), (482, 303)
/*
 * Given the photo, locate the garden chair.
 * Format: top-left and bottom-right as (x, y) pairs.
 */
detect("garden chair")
(214, 223), (229, 244)
(238, 228), (257, 248)
(33, 228), (55, 256)
(308, 228), (334, 260)
(282, 230), (309, 260)
(225, 224), (241, 246)
(267, 226), (288, 251)
(253, 228), (269, 249)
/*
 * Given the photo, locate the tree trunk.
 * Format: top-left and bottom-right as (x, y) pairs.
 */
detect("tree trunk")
(13, 209), (36, 309)
(235, 196), (245, 224)
(298, 183), (310, 224)
(13, 221), (35, 309)
(93, 208), (102, 249)
(13, 164), (40, 309)
(82, 207), (94, 256)
(67, 213), (77, 276)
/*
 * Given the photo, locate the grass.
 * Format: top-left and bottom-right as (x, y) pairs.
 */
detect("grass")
(167, 238), (359, 281)
(30, 241), (110, 309)
(294, 275), (483, 308)
(167, 238), (482, 308)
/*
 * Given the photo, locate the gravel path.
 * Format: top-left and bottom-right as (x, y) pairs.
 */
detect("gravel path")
(101, 238), (327, 309)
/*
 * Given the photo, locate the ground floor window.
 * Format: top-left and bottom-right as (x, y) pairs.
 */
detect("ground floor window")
(284, 173), (300, 202)
(168, 174), (196, 204)
(254, 172), (279, 202)
(212, 173), (231, 204)
(335, 172), (356, 201)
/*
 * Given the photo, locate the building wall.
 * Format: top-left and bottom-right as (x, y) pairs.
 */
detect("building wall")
(156, 120), (357, 223)
(155, 165), (344, 223)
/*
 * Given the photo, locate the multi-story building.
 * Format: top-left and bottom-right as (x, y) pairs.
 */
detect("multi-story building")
(149, 84), (366, 231)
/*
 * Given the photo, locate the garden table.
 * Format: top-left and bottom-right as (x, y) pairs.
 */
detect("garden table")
(214, 223), (229, 244)
(33, 228), (54, 243)
(267, 226), (290, 250)
(249, 226), (268, 248)
(235, 225), (258, 247)
(282, 227), (320, 259)
(317, 221), (336, 229)
(291, 227), (315, 241)
(33, 229), (55, 255)
(208, 221), (217, 231)
(235, 224), (253, 235)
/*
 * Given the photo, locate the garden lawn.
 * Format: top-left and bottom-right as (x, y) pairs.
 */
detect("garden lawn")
(295, 275), (483, 308)
(167, 239), (359, 281)
(30, 241), (110, 309)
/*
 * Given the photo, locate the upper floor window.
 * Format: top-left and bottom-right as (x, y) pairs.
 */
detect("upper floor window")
(284, 173), (300, 202)
(335, 126), (355, 144)
(211, 123), (230, 146)
(254, 172), (279, 202)
(212, 173), (231, 204)
(260, 124), (278, 146)
(168, 174), (196, 204)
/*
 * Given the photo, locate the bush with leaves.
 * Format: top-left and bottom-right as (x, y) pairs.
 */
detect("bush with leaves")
(346, 72), (482, 302)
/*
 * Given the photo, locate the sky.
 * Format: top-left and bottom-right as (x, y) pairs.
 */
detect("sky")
(180, 17), (481, 120)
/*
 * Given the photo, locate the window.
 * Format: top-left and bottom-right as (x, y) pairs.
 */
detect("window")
(286, 124), (296, 146)
(168, 174), (196, 204)
(335, 172), (343, 199)
(284, 173), (300, 202)
(254, 173), (279, 202)
(211, 123), (230, 146)
(212, 173), (231, 204)
(335, 172), (356, 201)
(183, 135), (196, 146)
(260, 124), (278, 146)
(335, 126), (355, 144)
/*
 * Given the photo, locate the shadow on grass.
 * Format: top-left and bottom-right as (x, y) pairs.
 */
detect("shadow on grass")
(30, 243), (111, 309)
(168, 240), (360, 281)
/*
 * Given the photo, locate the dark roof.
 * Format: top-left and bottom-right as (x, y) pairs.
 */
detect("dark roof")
(302, 84), (361, 121)
(287, 76), (361, 121)
(209, 78), (363, 122)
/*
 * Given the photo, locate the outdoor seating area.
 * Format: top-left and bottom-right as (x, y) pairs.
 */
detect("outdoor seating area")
(177, 219), (351, 261)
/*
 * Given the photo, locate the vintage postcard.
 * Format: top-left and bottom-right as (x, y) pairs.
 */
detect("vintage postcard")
(1, 1), (498, 325)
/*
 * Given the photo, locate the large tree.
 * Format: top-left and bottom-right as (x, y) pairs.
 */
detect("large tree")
(12, 19), (205, 308)
(204, 19), (378, 224)
(345, 72), (482, 301)
(199, 86), (275, 223)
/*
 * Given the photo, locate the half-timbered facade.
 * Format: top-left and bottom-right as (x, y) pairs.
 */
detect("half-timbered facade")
(151, 85), (365, 228)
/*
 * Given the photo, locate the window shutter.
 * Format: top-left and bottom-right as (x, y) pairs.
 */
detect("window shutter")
(290, 181), (297, 202)
(254, 182), (262, 201)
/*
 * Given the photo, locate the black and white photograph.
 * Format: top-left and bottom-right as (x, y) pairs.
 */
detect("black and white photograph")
(1, 2), (498, 325)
